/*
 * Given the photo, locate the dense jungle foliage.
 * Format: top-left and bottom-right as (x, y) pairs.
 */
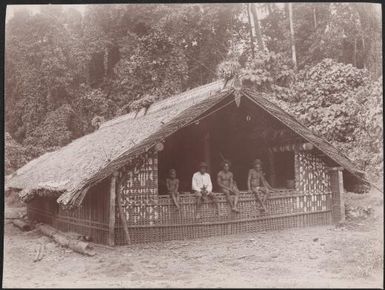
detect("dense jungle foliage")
(5, 3), (382, 181)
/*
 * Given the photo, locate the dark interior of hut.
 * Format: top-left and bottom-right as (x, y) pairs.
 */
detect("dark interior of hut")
(158, 96), (304, 194)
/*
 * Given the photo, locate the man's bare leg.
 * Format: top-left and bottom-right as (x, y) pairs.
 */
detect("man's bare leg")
(261, 188), (269, 212)
(171, 193), (180, 211)
(209, 193), (221, 215)
(254, 190), (267, 212)
(224, 190), (234, 208)
(232, 187), (240, 212)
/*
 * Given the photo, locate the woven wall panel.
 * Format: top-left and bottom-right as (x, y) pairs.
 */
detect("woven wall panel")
(295, 152), (331, 194)
(117, 152), (160, 225)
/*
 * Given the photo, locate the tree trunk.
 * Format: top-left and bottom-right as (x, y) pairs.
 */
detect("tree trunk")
(246, 4), (255, 59)
(313, 6), (317, 29)
(288, 3), (297, 70)
(362, 36), (366, 69)
(353, 38), (357, 67)
(250, 3), (265, 51)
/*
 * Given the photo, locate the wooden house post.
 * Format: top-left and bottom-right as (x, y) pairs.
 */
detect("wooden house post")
(108, 172), (118, 246)
(204, 131), (211, 171)
(329, 167), (345, 223)
(267, 149), (277, 187)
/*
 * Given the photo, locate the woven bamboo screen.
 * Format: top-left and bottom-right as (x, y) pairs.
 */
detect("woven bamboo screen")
(295, 151), (331, 194)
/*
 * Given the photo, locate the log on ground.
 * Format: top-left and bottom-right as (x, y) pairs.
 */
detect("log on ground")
(68, 239), (96, 256)
(12, 219), (31, 231)
(36, 223), (95, 256)
(36, 223), (58, 238)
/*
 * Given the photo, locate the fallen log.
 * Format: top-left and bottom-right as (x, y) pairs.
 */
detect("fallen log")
(36, 223), (95, 256)
(68, 239), (96, 256)
(36, 223), (58, 238)
(53, 233), (70, 248)
(12, 219), (31, 231)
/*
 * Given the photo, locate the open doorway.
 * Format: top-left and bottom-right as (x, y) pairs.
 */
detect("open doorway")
(157, 95), (303, 194)
(272, 151), (295, 189)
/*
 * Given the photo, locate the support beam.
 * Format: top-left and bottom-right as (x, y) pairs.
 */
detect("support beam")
(116, 174), (131, 245)
(329, 167), (345, 224)
(204, 131), (211, 171)
(270, 142), (314, 153)
(267, 149), (277, 187)
(108, 172), (117, 246)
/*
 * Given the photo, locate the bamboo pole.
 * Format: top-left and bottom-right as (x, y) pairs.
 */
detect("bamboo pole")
(116, 174), (131, 245)
(108, 173), (117, 246)
(270, 142), (314, 152)
(267, 149), (277, 187)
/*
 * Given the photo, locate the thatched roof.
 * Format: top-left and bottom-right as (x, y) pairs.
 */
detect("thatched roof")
(8, 80), (368, 208)
(8, 80), (229, 206)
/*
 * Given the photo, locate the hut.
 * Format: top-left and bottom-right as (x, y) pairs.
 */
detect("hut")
(7, 80), (369, 245)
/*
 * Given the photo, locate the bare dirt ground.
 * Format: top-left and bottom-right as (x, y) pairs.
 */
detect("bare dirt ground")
(3, 189), (383, 288)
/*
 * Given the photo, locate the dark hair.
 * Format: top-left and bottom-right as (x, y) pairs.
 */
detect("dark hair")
(221, 160), (231, 168)
(199, 162), (208, 168)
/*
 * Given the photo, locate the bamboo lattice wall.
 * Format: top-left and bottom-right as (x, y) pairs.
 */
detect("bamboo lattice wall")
(114, 191), (332, 244)
(27, 179), (110, 244)
(113, 150), (332, 245)
(27, 151), (335, 246)
(295, 151), (331, 194)
(116, 152), (159, 227)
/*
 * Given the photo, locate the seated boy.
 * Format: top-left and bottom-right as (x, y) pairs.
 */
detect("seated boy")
(247, 159), (273, 212)
(217, 160), (240, 213)
(166, 169), (180, 210)
(192, 162), (220, 218)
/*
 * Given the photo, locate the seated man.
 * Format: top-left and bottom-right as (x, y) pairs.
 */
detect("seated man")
(217, 160), (240, 213)
(166, 169), (180, 211)
(192, 162), (220, 218)
(247, 159), (273, 212)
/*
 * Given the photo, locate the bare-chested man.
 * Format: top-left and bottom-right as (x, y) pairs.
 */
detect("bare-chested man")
(217, 160), (240, 213)
(166, 169), (180, 210)
(247, 159), (272, 212)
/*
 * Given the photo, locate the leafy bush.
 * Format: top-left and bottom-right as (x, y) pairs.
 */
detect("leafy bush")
(216, 60), (241, 81)
(5, 132), (45, 174)
(275, 59), (382, 179)
(217, 56), (382, 179)
(23, 104), (79, 149)
(240, 51), (295, 94)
